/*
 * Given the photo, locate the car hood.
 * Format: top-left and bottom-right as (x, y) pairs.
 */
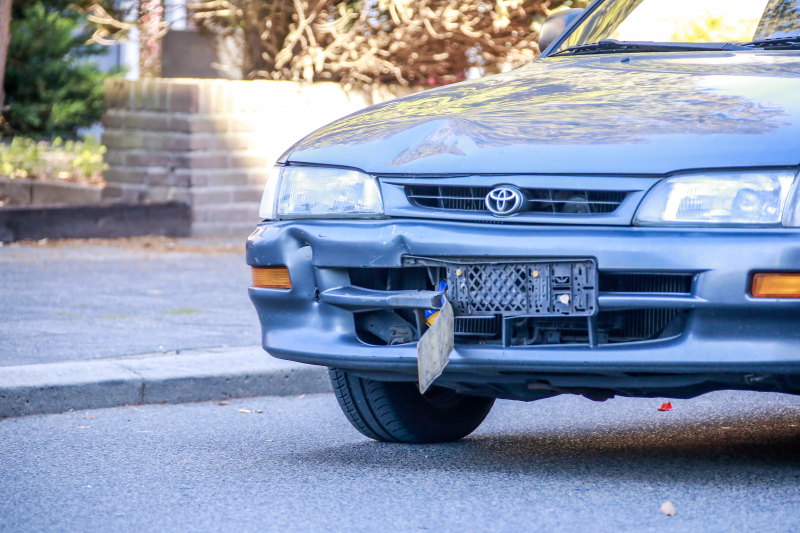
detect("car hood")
(287, 51), (800, 176)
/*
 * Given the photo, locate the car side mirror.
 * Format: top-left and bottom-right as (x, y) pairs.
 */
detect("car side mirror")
(538, 9), (584, 53)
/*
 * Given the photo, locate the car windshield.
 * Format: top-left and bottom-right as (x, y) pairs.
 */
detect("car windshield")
(555, 0), (800, 53)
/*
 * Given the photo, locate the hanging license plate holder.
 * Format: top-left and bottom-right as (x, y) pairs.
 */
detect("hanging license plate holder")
(444, 260), (598, 318)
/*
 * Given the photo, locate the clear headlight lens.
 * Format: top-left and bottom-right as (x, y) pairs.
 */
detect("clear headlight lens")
(259, 165), (283, 220)
(634, 171), (799, 226)
(784, 178), (800, 227)
(259, 165), (383, 220)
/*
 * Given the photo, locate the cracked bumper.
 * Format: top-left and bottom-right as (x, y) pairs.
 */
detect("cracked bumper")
(246, 219), (800, 382)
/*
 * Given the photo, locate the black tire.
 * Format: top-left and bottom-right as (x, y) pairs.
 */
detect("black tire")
(328, 368), (495, 443)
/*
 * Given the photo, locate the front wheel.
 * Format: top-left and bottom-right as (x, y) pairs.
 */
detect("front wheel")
(328, 368), (495, 444)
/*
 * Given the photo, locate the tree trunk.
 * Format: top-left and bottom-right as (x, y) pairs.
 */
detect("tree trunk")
(0, 0), (11, 107)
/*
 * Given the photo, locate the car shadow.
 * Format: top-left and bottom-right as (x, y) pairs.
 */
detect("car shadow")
(295, 410), (800, 485)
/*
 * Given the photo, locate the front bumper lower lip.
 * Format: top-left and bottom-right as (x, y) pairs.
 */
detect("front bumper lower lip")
(246, 218), (800, 379)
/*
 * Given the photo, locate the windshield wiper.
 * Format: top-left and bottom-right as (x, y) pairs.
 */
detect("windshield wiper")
(739, 36), (800, 48)
(551, 39), (748, 56)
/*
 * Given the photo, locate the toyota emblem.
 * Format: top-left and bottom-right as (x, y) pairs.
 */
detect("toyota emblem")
(485, 186), (524, 216)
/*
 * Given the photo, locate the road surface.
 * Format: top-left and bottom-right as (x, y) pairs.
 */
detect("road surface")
(3, 389), (800, 532)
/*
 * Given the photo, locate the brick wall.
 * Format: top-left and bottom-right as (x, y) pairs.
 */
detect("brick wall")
(101, 79), (417, 236)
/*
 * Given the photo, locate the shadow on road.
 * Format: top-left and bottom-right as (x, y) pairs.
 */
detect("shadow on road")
(297, 410), (800, 484)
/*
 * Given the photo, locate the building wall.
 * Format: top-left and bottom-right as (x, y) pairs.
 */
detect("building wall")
(101, 78), (418, 236)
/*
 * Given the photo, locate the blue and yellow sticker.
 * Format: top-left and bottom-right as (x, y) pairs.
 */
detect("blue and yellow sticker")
(425, 279), (448, 326)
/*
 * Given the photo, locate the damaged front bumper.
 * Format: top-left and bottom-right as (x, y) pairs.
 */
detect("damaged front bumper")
(246, 219), (800, 400)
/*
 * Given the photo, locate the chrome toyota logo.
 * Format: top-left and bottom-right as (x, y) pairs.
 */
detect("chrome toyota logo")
(485, 186), (524, 216)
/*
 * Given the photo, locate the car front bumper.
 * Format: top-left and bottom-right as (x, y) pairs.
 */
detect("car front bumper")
(246, 219), (800, 399)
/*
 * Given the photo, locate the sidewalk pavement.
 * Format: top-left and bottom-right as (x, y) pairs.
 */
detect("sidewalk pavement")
(0, 238), (332, 418)
(0, 237), (261, 366)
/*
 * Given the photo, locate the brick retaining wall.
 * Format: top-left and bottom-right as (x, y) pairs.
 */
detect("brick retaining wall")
(101, 79), (417, 236)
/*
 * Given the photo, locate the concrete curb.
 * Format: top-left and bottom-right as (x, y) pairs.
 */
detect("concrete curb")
(0, 347), (331, 418)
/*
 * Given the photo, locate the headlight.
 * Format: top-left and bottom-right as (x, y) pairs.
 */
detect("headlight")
(259, 165), (384, 220)
(634, 171), (799, 226)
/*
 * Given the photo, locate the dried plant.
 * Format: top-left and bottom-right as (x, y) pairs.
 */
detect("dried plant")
(86, 0), (167, 77)
(87, 0), (584, 85)
(192, 0), (584, 85)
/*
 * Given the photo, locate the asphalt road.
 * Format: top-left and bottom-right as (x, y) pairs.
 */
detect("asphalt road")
(0, 239), (261, 366)
(3, 390), (800, 532)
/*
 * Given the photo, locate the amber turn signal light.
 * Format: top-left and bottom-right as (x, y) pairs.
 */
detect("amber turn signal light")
(252, 266), (291, 289)
(752, 273), (800, 298)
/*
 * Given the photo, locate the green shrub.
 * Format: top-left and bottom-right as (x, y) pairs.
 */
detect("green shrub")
(0, 136), (107, 184)
(3, 1), (121, 138)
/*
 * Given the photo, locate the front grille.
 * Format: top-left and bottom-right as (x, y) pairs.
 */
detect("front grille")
(454, 316), (502, 337)
(442, 265), (691, 345)
(605, 309), (681, 341)
(461, 309), (685, 345)
(406, 185), (628, 214)
(600, 272), (694, 294)
(408, 186), (490, 211)
(347, 264), (694, 347)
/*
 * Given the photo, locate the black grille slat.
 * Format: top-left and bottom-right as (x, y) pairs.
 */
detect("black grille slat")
(408, 185), (490, 211)
(599, 272), (694, 295)
(501, 309), (684, 347)
(454, 316), (501, 337)
(406, 186), (628, 215)
(604, 309), (681, 342)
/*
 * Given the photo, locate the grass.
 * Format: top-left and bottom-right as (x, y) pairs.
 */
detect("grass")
(162, 308), (201, 315)
(93, 309), (201, 318)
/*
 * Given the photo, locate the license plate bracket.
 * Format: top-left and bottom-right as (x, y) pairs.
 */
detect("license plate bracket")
(446, 260), (598, 317)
